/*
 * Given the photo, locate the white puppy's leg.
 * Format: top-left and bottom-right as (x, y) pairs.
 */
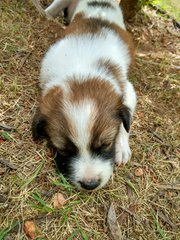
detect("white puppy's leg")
(45, 0), (71, 17)
(115, 124), (131, 165)
(115, 81), (137, 165)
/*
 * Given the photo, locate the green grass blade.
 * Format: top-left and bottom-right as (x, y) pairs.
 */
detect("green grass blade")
(21, 161), (44, 188)
(0, 222), (19, 240)
(29, 192), (54, 212)
(151, 211), (169, 240)
(67, 230), (79, 240)
(125, 179), (138, 195)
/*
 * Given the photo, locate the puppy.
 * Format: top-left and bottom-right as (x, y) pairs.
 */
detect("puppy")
(32, 0), (137, 190)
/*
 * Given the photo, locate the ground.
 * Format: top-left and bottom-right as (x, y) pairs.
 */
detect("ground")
(0, 1), (180, 240)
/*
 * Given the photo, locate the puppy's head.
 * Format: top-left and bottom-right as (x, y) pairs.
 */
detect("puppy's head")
(32, 79), (130, 190)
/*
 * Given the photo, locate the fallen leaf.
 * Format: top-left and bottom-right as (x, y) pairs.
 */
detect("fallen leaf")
(126, 182), (135, 203)
(107, 203), (123, 240)
(0, 139), (5, 143)
(152, 175), (158, 183)
(134, 167), (144, 177)
(24, 220), (38, 240)
(53, 193), (66, 209)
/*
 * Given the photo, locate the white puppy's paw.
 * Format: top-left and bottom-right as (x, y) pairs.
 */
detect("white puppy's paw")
(115, 140), (131, 165)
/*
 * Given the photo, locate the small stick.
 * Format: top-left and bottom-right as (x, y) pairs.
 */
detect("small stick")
(147, 128), (171, 147)
(0, 158), (17, 170)
(0, 124), (13, 131)
(19, 52), (32, 69)
(31, 0), (64, 27)
(119, 206), (141, 223)
(31, 0), (49, 17)
(148, 129), (163, 142)
(155, 184), (180, 191)
(158, 211), (176, 229)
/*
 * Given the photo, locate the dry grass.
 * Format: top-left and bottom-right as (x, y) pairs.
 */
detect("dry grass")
(0, 1), (180, 239)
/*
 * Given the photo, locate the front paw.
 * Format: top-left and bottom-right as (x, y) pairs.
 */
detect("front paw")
(115, 143), (131, 166)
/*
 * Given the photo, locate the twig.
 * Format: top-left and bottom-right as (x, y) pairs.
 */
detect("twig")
(155, 184), (180, 191)
(0, 158), (17, 170)
(0, 123), (13, 131)
(137, 58), (180, 70)
(148, 129), (163, 142)
(158, 211), (177, 229)
(31, 0), (64, 27)
(119, 206), (141, 223)
(147, 129), (170, 147)
(19, 52), (32, 69)
(31, 0), (51, 18)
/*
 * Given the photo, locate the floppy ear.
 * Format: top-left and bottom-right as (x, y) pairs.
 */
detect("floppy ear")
(119, 105), (131, 132)
(32, 108), (48, 141)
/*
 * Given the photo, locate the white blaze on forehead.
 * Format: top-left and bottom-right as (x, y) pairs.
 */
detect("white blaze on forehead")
(63, 99), (97, 148)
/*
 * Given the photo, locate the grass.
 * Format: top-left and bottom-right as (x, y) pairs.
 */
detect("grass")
(51, 173), (75, 192)
(0, 222), (19, 240)
(151, 211), (170, 240)
(152, 0), (180, 21)
(21, 160), (45, 188)
(28, 192), (54, 213)
(0, 0), (179, 239)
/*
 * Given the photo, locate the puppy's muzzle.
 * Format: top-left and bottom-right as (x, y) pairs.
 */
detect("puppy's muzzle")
(79, 178), (101, 190)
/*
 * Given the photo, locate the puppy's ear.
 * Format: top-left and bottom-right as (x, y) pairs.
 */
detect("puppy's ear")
(118, 105), (131, 132)
(32, 108), (47, 141)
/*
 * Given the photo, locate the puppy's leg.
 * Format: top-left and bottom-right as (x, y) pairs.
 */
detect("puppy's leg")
(115, 124), (131, 165)
(115, 81), (137, 165)
(45, 0), (71, 17)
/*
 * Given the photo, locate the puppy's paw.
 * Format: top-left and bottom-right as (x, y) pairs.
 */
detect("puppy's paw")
(115, 142), (131, 166)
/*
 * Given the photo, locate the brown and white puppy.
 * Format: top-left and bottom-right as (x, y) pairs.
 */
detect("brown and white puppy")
(32, 0), (137, 190)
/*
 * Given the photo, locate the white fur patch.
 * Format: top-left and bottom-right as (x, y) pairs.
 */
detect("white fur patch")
(45, 0), (126, 29)
(72, 0), (126, 29)
(123, 81), (137, 114)
(71, 152), (113, 189)
(63, 99), (97, 148)
(40, 29), (130, 95)
(115, 124), (131, 165)
(115, 82), (137, 165)
(62, 99), (113, 189)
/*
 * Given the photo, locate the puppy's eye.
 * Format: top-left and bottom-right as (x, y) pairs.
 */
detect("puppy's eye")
(57, 143), (78, 157)
(96, 143), (112, 152)
(58, 149), (67, 156)
(102, 143), (112, 150)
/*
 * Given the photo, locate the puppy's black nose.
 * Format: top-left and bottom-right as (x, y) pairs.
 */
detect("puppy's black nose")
(79, 179), (100, 190)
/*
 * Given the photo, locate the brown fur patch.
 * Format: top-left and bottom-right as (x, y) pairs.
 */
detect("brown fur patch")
(39, 87), (73, 148)
(68, 78), (123, 146)
(39, 78), (124, 150)
(97, 58), (125, 91)
(38, 11), (134, 150)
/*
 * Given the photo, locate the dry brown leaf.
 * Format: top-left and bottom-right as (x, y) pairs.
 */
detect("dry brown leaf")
(107, 203), (123, 240)
(134, 167), (144, 177)
(24, 220), (38, 240)
(53, 192), (66, 209)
